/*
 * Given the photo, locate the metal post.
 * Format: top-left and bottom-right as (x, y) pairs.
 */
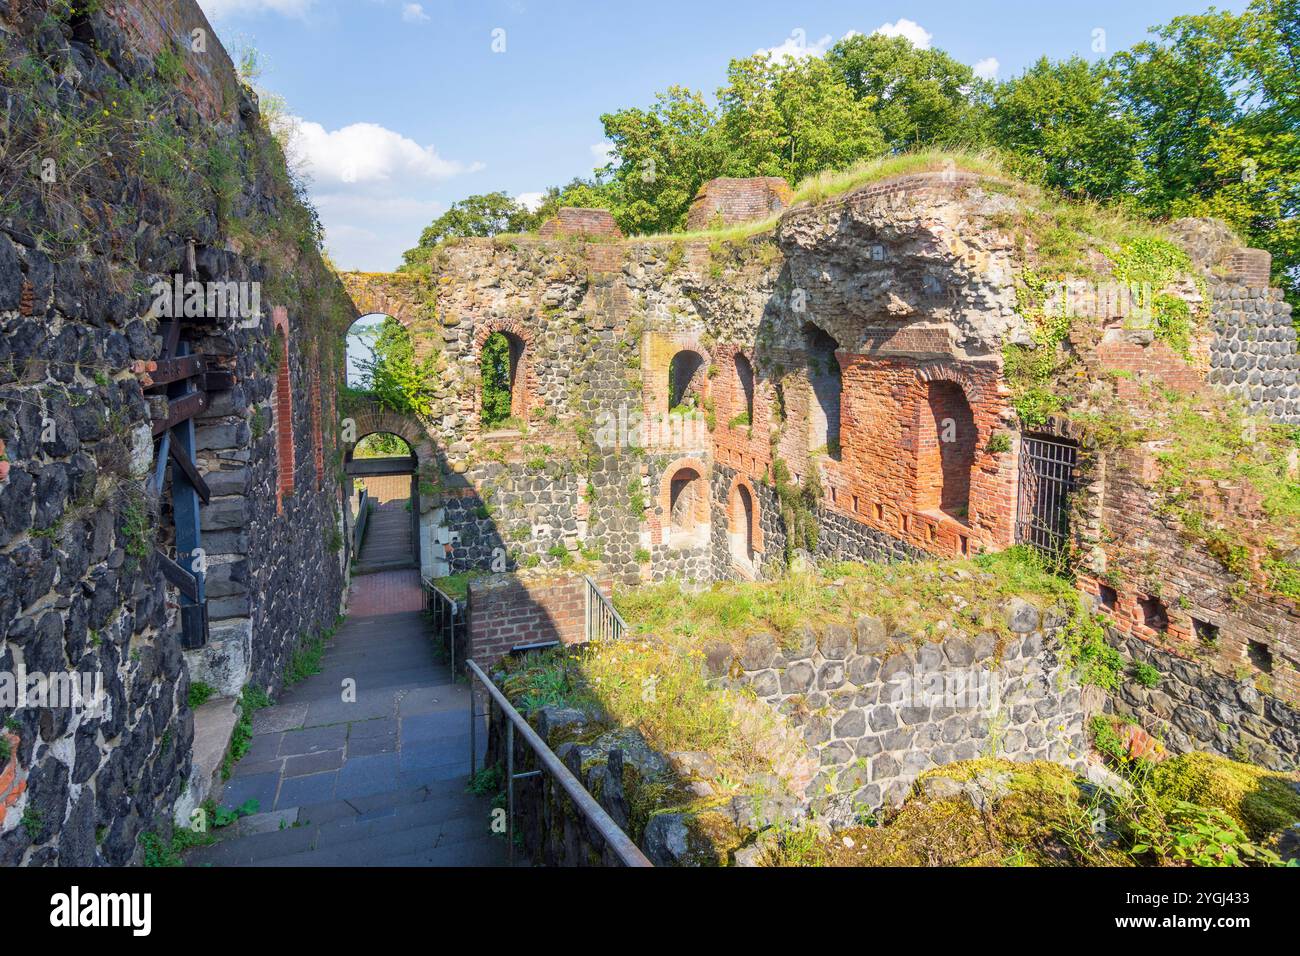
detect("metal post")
(506, 721), (515, 867)
(468, 670), (476, 777)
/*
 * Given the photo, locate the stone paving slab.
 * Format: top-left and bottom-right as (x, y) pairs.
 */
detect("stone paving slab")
(190, 597), (503, 867)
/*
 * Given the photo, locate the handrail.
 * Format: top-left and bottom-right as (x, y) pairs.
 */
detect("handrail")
(421, 576), (462, 674)
(352, 488), (371, 554)
(465, 658), (652, 867)
(583, 574), (627, 643)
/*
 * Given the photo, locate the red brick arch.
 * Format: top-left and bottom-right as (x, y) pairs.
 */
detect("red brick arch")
(474, 318), (538, 424)
(653, 456), (711, 547)
(342, 398), (436, 472)
(341, 274), (423, 335)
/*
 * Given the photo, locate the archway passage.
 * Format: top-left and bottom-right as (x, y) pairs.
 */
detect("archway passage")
(669, 350), (706, 410)
(481, 330), (526, 427)
(728, 476), (762, 576)
(919, 380), (976, 521)
(804, 325), (842, 460)
(346, 431), (419, 573)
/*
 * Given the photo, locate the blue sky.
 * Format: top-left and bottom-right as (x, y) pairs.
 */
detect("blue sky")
(197, 0), (1246, 272)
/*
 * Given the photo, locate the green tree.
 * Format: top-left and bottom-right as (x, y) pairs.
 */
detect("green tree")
(1111, 14), (1240, 215)
(1153, 0), (1299, 306)
(826, 33), (991, 148)
(353, 317), (439, 418)
(990, 56), (1142, 199)
(399, 191), (539, 271)
(717, 54), (886, 186)
(597, 86), (726, 234)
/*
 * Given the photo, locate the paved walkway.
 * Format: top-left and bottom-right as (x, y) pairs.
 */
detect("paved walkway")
(188, 575), (505, 867)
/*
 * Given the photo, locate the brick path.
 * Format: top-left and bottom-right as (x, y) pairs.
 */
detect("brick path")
(349, 568), (424, 616)
(187, 604), (505, 867)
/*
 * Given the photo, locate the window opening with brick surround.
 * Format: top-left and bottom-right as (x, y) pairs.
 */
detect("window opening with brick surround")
(482, 330), (526, 425)
(668, 350), (706, 410)
(918, 379), (975, 521)
(804, 324), (842, 461)
(734, 352), (755, 424)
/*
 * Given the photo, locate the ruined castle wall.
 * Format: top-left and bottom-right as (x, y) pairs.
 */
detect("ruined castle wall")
(1207, 282), (1299, 425)
(0, 0), (346, 864)
(1102, 626), (1300, 772)
(725, 608), (1089, 820)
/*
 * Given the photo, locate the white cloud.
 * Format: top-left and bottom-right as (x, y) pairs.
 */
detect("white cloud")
(279, 116), (481, 270)
(973, 57), (1000, 81)
(590, 141), (616, 168)
(198, 0), (314, 19)
(756, 28), (835, 61)
(515, 192), (545, 212)
(872, 18), (932, 50)
(401, 3), (430, 23)
(286, 118), (481, 186)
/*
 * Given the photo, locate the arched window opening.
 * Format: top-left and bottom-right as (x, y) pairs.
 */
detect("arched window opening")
(733, 353), (755, 427)
(668, 350), (705, 411)
(346, 313), (438, 418)
(920, 380), (976, 522)
(481, 330), (526, 428)
(804, 324), (841, 460)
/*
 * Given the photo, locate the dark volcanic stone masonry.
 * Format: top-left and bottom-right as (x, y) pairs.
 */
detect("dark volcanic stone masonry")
(0, 1), (346, 864)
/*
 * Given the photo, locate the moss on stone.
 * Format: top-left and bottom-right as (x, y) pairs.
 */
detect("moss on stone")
(1149, 752), (1300, 841)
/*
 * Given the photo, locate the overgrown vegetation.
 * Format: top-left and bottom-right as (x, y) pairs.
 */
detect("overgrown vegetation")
(764, 752), (1299, 867)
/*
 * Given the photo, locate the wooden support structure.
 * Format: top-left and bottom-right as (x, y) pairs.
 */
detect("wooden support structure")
(137, 311), (235, 650)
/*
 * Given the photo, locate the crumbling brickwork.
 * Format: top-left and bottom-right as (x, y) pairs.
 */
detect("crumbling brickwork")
(685, 177), (794, 231)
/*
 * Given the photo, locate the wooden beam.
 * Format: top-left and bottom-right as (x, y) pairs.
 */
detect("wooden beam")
(154, 549), (199, 602)
(345, 456), (417, 478)
(168, 439), (211, 503)
(151, 390), (209, 436)
(140, 354), (206, 390)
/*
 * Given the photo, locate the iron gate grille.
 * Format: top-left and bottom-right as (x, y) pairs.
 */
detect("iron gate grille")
(1016, 434), (1079, 555)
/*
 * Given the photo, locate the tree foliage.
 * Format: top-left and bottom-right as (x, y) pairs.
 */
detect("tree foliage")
(403, 0), (1297, 304)
(352, 317), (439, 418)
(399, 191), (539, 271)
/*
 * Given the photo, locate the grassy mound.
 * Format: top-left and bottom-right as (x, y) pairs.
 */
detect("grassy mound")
(1150, 752), (1300, 841)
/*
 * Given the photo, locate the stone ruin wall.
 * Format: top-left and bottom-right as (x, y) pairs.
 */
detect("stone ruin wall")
(0, 0), (348, 864)
(364, 174), (1300, 785)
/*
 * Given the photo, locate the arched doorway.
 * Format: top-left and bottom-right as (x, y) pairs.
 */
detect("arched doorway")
(728, 476), (762, 576)
(661, 462), (709, 548)
(346, 431), (419, 572)
(345, 312), (438, 418)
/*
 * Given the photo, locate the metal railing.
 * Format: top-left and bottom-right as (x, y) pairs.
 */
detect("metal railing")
(466, 658), (652, 868)
(584, 574), (627, 643)
(422, 577), (464, 674)
(352, 488), (371, 555)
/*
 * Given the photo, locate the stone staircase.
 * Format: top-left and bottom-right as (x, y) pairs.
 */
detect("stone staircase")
(356, 499), (415, 573)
